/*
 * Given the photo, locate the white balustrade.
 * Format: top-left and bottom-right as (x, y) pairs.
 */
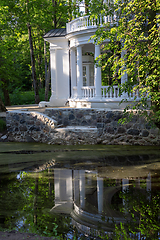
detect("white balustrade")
(66, 15), (117, 34)
(72, 85), (142, 100)
(101, 86), (120, 99)
(127, 88), (141, 99)
(81, 86), (95, 98)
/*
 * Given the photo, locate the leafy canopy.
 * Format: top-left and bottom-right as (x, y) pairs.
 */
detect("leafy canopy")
(92, 0), (160, 126)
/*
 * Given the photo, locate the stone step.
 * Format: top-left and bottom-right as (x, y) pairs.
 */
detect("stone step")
(55, 126), (98, 133)
(49, 126), (99, 145)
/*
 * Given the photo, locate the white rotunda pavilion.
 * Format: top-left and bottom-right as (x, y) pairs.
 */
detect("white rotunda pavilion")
(39, 5), (140, 109)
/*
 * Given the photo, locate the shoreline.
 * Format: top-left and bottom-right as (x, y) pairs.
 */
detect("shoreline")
(0, 230), (57, 240)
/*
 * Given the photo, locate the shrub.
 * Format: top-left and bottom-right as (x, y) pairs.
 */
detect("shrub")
(0, 88), (51, 106)
(0, 118), (6, 132)
(10, 88), (50, 105)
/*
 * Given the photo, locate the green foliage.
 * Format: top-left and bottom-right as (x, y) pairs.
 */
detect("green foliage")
(0, 118), (6, 132)
(0, 0), (75, 105)
(0, 171), (64, 238)
(0, 88), (50, 105)
(10, 89), (35, 105)
(92, 0), (160, 126)
(100, 186), (160, 240)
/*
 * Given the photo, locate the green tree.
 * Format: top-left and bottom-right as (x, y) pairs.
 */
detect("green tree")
(0, 171), (71, 238)
(93, 0), (160, 127)
(0, 5), (14, 106)
(0, 1), (32, 105)
(0, 0), (72, 106)
(0, 96), (6, 112)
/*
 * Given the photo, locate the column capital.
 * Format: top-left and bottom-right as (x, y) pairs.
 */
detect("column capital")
(50, 46), (62, 52)
(70, 46), (76, 51)
(76, 44), (84, 48)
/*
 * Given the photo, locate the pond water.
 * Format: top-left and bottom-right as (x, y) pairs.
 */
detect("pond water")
(0, 143), (160, 239)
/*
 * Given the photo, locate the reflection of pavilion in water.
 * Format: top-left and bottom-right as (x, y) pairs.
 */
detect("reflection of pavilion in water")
(50, 169), (151, 236)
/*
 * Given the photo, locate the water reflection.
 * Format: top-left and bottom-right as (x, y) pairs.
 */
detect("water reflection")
(52, 169), (73, 214)
(0, 162), (160, 239)
(51, 168), (156, 237)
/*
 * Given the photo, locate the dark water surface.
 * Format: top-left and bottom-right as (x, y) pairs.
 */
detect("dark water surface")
(0, 143), (160, 239)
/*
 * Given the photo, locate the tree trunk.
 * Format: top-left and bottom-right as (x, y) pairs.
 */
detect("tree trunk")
(0, 46), (11, 106)
(37, 36), (43, 89)
(85, 0), (89, 14)
(45, 59), (51, 101)
(1, 78), (11, 106)
(52, 0), (58, 28)
(27, 23), (40, 104)
(26, 0), (39, 104)
(33, 178), (38, 226)
(0, 96), (6, 112)
(68, 0), (73, 21)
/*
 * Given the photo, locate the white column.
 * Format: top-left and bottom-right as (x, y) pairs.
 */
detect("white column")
(146, 173), (151, 192)
(122, 179), (129, 194)
(122, 179), (129, 211)
(121, 49), (128, 98)
(77, 45), (83, 98)
(54, 169), (60, 201)
(66, 170), (73, 201)
(97, 176), (103, 214)
(135, 179), (140, 189)
(71, 48), (77, 97)
(79, 170), (85, 209)
(86, 65), (90, 86)
(48, 40), (70, 107)
(146, 173), (151, 201)
(60, 169), (66, 201)
(74, 170), (80, 204)
(50, 48), (57, 99)
(94, 44), (101, 98)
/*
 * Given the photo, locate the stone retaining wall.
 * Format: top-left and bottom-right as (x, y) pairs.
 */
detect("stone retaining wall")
(6, 110), (57, 143)
(6, 108), (160, 145)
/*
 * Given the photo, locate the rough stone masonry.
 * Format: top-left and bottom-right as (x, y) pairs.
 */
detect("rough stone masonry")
(6, 108), (160, 145)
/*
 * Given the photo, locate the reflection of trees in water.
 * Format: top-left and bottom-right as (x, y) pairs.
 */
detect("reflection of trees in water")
(79, 172), (160, 239)
(0, 173), (26, 229)
(1, 169), (160, 239)
(106, 184), (160, 240)
(0, 171), (72, 238)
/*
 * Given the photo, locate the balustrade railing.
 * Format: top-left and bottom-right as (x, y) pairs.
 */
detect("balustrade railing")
(82, 86), (95, 98)
(127, 88), (141, 99)
(72, 85), (142, 100)
(66, 15), (117, 34)
(101, 86), (120, 99)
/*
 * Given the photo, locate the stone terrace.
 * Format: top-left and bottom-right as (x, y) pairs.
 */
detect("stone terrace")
(5, 107), (160, 145)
